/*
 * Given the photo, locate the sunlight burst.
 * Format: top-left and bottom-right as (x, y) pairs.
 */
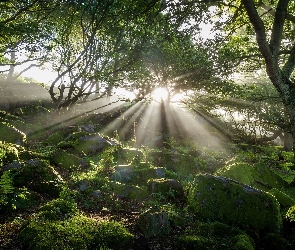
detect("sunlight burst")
(151, 87), (169, 101)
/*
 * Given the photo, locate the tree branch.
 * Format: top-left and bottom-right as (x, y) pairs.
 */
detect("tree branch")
(269, 0), (289, 58)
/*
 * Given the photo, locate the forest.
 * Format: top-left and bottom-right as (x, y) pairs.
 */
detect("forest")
(1, 0), (295, 249)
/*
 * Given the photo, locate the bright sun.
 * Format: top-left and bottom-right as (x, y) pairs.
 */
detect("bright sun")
(151, 87), (169, 101)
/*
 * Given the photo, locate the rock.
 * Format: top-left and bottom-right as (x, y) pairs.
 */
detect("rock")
(91, 190), (102, 199)
(111, 165), (134, 183)
(77, 179), (89, 191)
(0, 122), (26, 145)
(216, 161), (288, 191)
(147, 178), (184, 200)
(66, 132), (119, 155)
(111, 182), (149, 199)
(147, 150), (200, 175)
(155, 167), (166, 178)
(137, 209), (171, 238)
(12, 159), (63, 197)
(188, 174), (282, 234)
(79, 123), (95, 133)
(2, 161), (22, 171)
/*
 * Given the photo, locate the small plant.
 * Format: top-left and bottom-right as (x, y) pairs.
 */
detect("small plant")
(0, 171), (14, 206)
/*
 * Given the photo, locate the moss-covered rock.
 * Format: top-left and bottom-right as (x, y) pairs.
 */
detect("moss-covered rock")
(188, 174), (282, 234)
(111, 182), (149, 200)
(65, 131), (119, 156)
(19, 215), (134, 250)
(148, 150), (201, 175)
(50, 149), (89, 171)
(46, 131), (68, 145)
(216, 162), (288, 191)
(147, 178), (184, 200)
(0, 122), (26, 145)
(137, 208), (171, 238)
(12, 159), (63, 197)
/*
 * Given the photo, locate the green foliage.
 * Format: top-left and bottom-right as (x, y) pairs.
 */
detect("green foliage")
(0, 142), (19, 167)
(37, 198), (78, 221)
(0, 171), (14, 205)
(286, 206), (295, 222)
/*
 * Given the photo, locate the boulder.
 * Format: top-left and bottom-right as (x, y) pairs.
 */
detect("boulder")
(147, 178), (184, 200)
(216, 162), (288, 191)
(111, 182), (149, 199)
(188, 174), (282, 234)
(66, 132), (119, 155)
(147, 150), (201, 175)
(12, 159), (63, 197)
(137, 209), (171, 238)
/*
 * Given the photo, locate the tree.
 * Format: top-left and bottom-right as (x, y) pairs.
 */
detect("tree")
(0, 0), (60, 82)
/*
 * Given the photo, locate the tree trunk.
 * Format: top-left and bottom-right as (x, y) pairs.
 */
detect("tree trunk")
(6, 50), (16, 82)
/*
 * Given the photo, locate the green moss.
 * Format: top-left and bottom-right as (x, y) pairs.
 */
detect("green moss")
(19, 215), (134, 250)
(175, 222), (254, 250)
(37, 198), (78, 221)
(188, 174), (282, 234)
(46, 131), (68, 145)
(0, 122), (26, 145)
(217, 162), (288, 191)
(175, 235), (213, 249)
(268, 188), (295, 208)
(233, 235), (254, 250)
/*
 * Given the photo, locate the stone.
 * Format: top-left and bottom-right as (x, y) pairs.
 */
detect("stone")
(77, 179), (89, 191)
(12, 159), (63, 197)
(111, 165), (134, 183)
(79, 124), (95, 133)
(91, 190), (102, 199)
(188, 174), (282, 234)
(137, 209), (171, 238)
(66, 132), (119, 155)
(147, 178), (184, 200)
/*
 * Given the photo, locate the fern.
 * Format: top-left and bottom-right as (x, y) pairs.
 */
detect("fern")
(0, 171), (14, 204)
